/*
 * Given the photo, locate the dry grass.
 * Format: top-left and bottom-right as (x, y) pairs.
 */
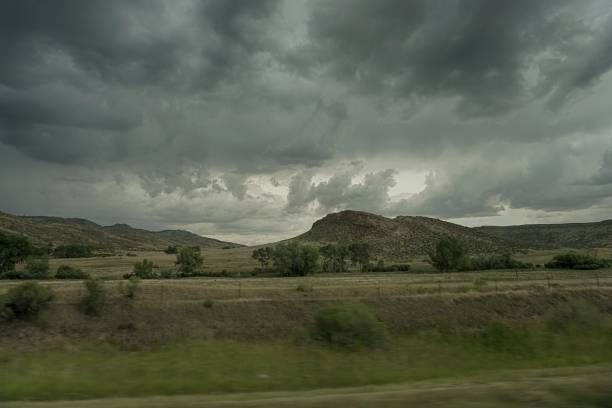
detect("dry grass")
(36, 246), (612, 279)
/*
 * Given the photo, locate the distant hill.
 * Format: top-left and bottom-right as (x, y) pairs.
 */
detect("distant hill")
(294, 210), (511, 260)
(475, 220), (612, 249)
(0, 211), (242, 250)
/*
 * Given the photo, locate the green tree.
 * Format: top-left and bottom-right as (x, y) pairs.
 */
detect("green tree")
(271, 242), (320, 276)
(176, 247), (204, 276)
(0, 233), (34, 276)
(320, 244), (348, 273)
(252, 247), (274, 270)
(348, 242), (371, 272)
(429, 237), (468, 272)
(132, 259), (157, 279)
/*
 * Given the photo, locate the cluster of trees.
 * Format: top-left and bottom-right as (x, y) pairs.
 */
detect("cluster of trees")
(428, 237), (532, 272)
(1, 233), (92, 280)
(52, 245), (94, 258)
(125, 246), (204, 279)
(252, 242), (378, 276)
(320, 243), (372, 273)
(1, 257), (89, 280)
(252, 243), (320, 276)
(545, 253), (611, 270)
(253, 241), (416, 276)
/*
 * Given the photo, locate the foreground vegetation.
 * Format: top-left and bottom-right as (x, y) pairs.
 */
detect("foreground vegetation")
(1, 298), (611, 401)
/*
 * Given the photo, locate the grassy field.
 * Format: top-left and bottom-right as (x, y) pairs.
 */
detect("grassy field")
(2, 317), (612, 402)
(3, 247), (612, 406)
(37, 246), (612, 279)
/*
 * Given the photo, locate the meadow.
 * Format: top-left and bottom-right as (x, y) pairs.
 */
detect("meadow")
(2, 247), (612, 406)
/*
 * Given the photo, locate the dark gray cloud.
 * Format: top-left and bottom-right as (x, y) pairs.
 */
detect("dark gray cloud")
(287, 0), (612, 117)
(1, 0), (612, 243)
(585, 151), (612, 186)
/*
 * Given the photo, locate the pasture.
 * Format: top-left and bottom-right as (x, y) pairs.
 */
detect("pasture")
(3, 247), (612, 406)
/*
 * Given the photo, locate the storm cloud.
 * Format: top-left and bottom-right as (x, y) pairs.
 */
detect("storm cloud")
(1, 0), (612, 244)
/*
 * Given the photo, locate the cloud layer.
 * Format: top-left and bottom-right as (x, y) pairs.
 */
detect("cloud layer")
(1, 0), (612, 244)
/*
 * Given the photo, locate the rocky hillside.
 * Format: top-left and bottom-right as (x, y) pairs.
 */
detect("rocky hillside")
(475, 220), (612, 249)
(0, 211), (242, 250)
(295, 210), (511, 260)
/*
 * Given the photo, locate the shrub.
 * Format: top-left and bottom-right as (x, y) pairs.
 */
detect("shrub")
(203, 299), (214, 308)
(545, 253), (610, 270)
(370, 262), (411, 272)
(24, 258), (51, 279)
(176, 247), (204, 277)
(79, 279), (106, 316)
(55, 265), (89, 279)
(0, 282), (53, 321)
(132, 259), (157, 279)
(272, 242), (319, 276)
(52, 245), (93, 258)
(164, 245), (179, 254)
(428, 237), (468, 272)
(296, 283), (314, 292)
(159, 269), (176, 279)
(119, 277), (140, 300)
(312, 303), (388, 350)
(468, 253), (532, 271)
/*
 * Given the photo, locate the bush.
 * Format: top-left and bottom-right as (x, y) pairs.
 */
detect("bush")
(312, 303), (388, 350)
(55, 265), (89, 279)
(203, 299), (214, 308)
(370, 261), (411, 272)
(164, 245), (179, 254)
(545, 253), (610, 270)
(468, 253), (532, 271)
(0, 282), (53, 321)
(176, 247), (204, 277)
(53, 245), (94, 258)
(132, 259), (157, 279)
(79, 279), (106, 316)
(296, 283), (314, 292)
(428, 237), (469, 272)
(120, 277), (140, 299)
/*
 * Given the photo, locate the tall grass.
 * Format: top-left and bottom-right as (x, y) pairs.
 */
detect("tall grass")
(1, 309), (611, 401)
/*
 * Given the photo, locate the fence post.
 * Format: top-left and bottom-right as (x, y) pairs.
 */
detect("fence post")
(238, 281), (242, 299)
(377, 280), (381, 298)
(546, 274), (551, 289)
(438, 280), (442, 294)
(596, 272), (600, 288)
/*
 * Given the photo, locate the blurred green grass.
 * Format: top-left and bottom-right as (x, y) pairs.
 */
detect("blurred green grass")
(2, 319), (612, 402)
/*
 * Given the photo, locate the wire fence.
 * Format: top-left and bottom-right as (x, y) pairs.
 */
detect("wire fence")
(3, 269), (611, 305)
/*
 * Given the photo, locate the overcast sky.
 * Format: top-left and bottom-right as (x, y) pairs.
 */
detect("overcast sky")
(1, 0), (612, 244)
